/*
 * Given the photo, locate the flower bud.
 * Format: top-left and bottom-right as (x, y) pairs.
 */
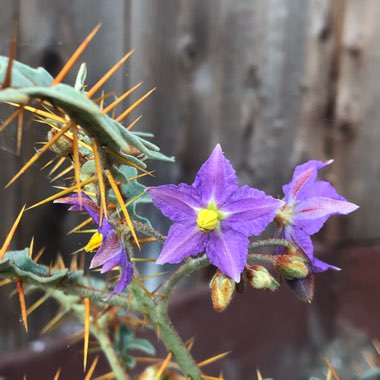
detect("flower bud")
(246, 265), (279, 291)
(287, 273), (314, 303)
(209, 270), (235, 312)
(274, 255), (309, 280)
(48, 128), (73, 156)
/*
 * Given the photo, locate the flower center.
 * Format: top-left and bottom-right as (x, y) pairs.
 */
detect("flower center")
(275, 204), (295, 226)
(197, 209), (219, 232)
(84, 232), (103, 252)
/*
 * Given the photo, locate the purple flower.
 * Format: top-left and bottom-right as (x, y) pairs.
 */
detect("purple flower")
(54, 194), (133, 295)
(147, 144), (282, 282)
(275, 160), (359, 272)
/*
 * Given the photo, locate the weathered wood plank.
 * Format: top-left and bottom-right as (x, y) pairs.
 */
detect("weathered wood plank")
(334, 0), (380, 241)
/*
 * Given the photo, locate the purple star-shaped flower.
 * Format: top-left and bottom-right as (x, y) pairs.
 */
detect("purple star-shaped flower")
(276, 160), (359, 272)
(147, 144), (283, 282)
(54, 194), (133, 295)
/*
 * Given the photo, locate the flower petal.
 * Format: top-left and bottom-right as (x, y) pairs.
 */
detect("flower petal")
(222, 185), (283, 236)
(55, 193), (101, 224)
(283, 160), (331, 203)
(284, 225), (314, 260)
(101, 251), (133, 295)
(90, 230), (121, 268)
(147, 184), (201, 222)
(284, 226), (338, 273)
(206, 226), (248, 282)
(156, 222), (207, 264)
(294, 196), (359, 221)
(192, 144), (238, 206)
(310, 256), (340, 272)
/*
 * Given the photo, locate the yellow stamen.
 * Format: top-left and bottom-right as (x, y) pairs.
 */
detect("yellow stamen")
(197, 209), (219, 232)
(84, 232), (103, 252)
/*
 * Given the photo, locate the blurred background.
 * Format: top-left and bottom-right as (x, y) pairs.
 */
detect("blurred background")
(0, 0), (379, 379)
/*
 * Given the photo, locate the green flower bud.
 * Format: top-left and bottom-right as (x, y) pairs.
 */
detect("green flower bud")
(275, 255), (309, 280)
(209, 270), (235, 312)
(246, 265), (279, 291)
(48, 128), (73, 157)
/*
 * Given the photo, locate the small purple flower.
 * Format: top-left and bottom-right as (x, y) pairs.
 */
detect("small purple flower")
(54, 194), (133, 295)
(147, 144), (282, 282)
(275, 160), (359, 272)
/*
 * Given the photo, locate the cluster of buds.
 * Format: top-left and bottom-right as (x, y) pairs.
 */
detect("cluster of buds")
(209, 251), (312, 312)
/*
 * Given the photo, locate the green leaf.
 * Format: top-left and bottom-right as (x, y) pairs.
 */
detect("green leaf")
(0, 249), (76, 285)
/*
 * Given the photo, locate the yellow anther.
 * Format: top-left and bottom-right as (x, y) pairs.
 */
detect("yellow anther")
(197, 209), (219, 232)
(84, 232), (103, 252)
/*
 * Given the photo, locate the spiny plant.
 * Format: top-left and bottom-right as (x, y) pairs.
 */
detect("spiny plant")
(0, 26), (359, 379)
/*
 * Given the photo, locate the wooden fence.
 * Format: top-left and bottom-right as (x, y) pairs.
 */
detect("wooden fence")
(0, 1), (379, 378)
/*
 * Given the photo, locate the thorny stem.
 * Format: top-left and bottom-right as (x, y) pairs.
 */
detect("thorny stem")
(46, 288), (129, 380)
(25, 278), (202, 379)
(91, 315), (130, 380)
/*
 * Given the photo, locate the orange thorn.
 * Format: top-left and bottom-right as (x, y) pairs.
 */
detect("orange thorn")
(102, 81), (143, 114)
(83, 297), (90, 371)
(155, 352), (172, 380)
(29, 236), (34, 257)
(84, 356), (99, 380)
(67, 217), (93, 235)
(53, 368), (61, 380)
(0, 205), (25, 260)
(0, 108), (24, 132)
(71, 125), (82, 205)
(324, 357), (340, 380)
(105, 170), (140, 248)
(33, 247), (46, 263)
(49, 157), (66, 176)
(2, 23), (17, 88)
(5, 123), (72, 188)
(126, 115), (142, 131)
(115, 88), (156, 123)
(86, 50), (135, 98)
(26, 293), (49, 316)
(91, 140), (107, 223)
(16, 279), (28, 332)
(26, 176), (96, 210)
(197, 351), (231, 368)
(16, 110), (23, 155)
(52, 24), (101, 85)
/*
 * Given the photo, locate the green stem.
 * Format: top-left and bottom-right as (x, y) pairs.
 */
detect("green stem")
(46, 288), (128, 380)
(132, 221), (166, 243)
(92, 315), (129, 380)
